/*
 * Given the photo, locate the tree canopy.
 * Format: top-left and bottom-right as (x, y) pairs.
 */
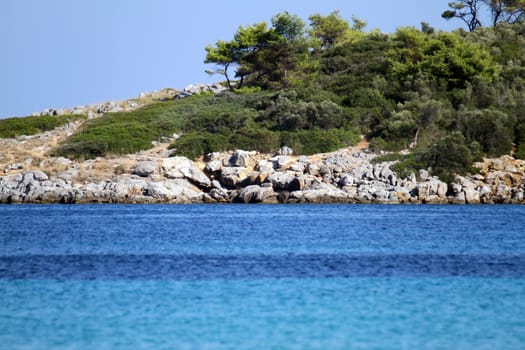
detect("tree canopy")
(54, 11), (525, 180)
(442, 0), (525, 31)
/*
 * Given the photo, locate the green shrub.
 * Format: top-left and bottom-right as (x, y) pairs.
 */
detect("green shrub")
(371, 152), (405, 164)
(280, 128), (360, 155)
(390, 154), (426, 179)
(419, 132), (478, 179)
(229, 128), (280, 153)
(52, 93), (264, 159)
(0, 114), (86, 139)
(515, 143), (525, 160)
(169, 132), (231, 159)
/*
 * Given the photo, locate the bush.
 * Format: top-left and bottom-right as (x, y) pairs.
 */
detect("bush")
(229, 128), (280, 153)
(459, 109), (515, 157)
(390, 154), (426, 180)
(169, 132), (231, 159)
(0, 114), (86, 139)
(52, 93), (263, 159)
(280, 128), (360, 155)
(419, 132), (477, 179)
(255, 90), (345, 131)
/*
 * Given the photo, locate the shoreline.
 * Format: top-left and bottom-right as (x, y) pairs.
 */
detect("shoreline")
(2, 149), (524, 205)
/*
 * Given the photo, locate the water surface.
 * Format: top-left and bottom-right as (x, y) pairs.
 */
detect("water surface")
(1, 204), (524, 349)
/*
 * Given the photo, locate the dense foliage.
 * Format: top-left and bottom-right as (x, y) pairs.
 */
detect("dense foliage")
(52, 91), (360, 160)
(48, 10), (525, 180)
(0, 114), (86, 139)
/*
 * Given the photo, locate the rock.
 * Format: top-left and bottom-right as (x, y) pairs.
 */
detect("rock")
(145, 179), (202, 201)
(229, 150), (255, 168)
(161, 157), (210, 188)
(306, 163), (321, 177)
(453, 191), (466, 204)
(179, 166), (211, 188)
(57, 169), (79, 182)
(270, 156), (291, 171)
(109, 105), (123, 113)
(289, 182), (351, 203)
(220, 167), (251, 188)
(209, 187), (229, 202)
(208, 83), (228, 94)
(268, 172), (304, 192)
(435, 180), (448, 197)
(256, 160), (275, 173)
(173, 91), (192, 100)
(512, 190), (524, 202)
(394, 188), (412, 203)
(374, 189), (390, 202)
(339, 174), (354, 187)
(419, 169), (430, 181)
(450, 183), (463, 195)
(29, 170), (49, 182)
(479, 185), (492, 199)
(134, 161), (157, 177)
(234, 185), (277, 203)
(464, 188), (480, 204)
(277, 146), (294, 156)
(205, 160), (223, 173)
(289, 161), (306, 173)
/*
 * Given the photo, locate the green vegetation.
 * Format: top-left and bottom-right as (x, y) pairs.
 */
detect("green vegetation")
(0, 114), (86, 139)
(49, 9), (525, 180)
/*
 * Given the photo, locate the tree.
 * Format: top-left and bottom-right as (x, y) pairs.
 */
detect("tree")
(420, 132), (477, 176)
(442, 0), (525, 30)
(205, 22), (274, 90)
(389, 28), (497, 91)
(442, 0), (484, 31)
(204, 40), (238, 90)
(205, 12), (312, 90)
(309, 11), (352, 49)
(267, 12), (311, 88)
(487, 0), (525, 25)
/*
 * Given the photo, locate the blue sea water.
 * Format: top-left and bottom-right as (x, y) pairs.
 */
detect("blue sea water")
(0, 204), (524, 349)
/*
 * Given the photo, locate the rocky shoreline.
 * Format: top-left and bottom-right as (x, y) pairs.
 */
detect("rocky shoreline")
(1, 147), (524, 204)
(2, 83), (524, 205)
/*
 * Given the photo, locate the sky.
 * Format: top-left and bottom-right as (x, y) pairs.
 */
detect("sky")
(1, 0), (462, 118)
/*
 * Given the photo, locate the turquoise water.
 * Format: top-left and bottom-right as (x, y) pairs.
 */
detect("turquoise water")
(1, 204), (525, 349)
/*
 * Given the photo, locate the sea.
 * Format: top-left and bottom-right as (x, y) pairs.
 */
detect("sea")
(1, 204), (524, 349)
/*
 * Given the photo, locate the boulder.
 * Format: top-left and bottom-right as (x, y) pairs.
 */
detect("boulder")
(28, 170), (49, 182)
(290, 182), (351, 203)
(134, 161), (157, 177)
(268, 172), (305, 192)
(229, 150), (255, 168)
(220, 167), (251, 188)
(145, 179), (202, 201)
(394, 188), (412, 203)
(205, 160), (223, 174)
(464, 188), (480, 204)
(277, 146), (294, 156)
(273, 156), (293, 171)
(373, 189), (390, 202)
(452, 191), (466, 204)
(234, 185), (277, 203)
(339, 174), (354, 187)
(419, 169), (430, 181)
(179, 166), (210, 189)
(289, 161), (306, 173)
(162, 157), (211, 188)
(255, 160), (275, 173)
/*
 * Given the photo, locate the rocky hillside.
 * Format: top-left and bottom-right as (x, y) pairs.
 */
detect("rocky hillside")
(1, 85), (524, 204)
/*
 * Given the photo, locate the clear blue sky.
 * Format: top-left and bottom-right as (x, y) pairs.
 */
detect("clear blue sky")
(1, 0), (461, 118)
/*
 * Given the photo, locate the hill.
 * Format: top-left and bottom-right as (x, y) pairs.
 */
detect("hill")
(1, 12), (525, 204)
